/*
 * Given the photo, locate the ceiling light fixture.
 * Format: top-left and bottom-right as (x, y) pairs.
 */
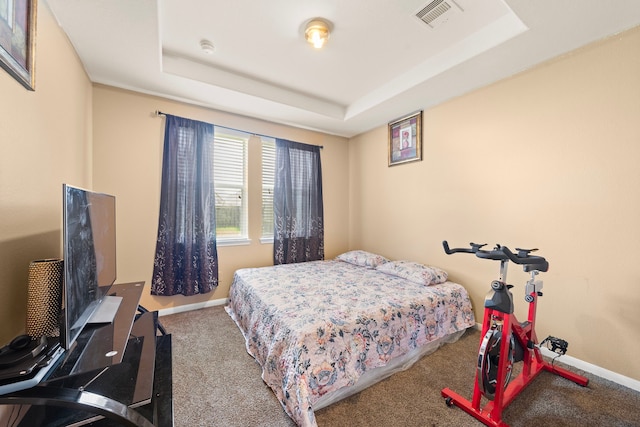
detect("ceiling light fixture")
(200, 39), (215, 54)
(304, 19), (331, 49)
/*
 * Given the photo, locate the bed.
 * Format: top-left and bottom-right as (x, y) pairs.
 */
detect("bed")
(225, 251), (475, 427)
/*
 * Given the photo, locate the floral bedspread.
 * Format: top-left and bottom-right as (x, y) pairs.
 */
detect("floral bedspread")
(225, 260), (475, 427)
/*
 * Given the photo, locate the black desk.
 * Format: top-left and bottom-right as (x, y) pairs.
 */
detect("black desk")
(0, 282), (173, 427)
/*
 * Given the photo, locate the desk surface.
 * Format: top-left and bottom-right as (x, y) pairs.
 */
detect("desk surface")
(47, 282), (145, 381)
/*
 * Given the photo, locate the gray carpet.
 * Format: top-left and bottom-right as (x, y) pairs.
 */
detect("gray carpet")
(159, 306), (640, 427)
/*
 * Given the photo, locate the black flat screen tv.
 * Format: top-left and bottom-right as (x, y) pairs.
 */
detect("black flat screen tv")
(61, 184), (117, 350)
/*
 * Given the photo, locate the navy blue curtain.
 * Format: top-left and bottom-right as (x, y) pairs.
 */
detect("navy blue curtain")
(273, 139), (324, 264)
(151, 115), (218, 296)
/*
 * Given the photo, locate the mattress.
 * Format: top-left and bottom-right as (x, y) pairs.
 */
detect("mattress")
(225, 259), (475, 426)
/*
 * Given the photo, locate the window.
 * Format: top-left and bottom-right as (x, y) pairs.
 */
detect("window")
(261, 138), (276, 239)
(214, 129), (248, 243)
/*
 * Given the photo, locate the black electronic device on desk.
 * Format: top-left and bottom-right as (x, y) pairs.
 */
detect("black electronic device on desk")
(0, 336), (64, 394)
(0, 335), (47, 375)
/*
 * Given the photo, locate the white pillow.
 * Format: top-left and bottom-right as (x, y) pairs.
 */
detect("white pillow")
(376, 260), (448, 285)
(336, 250), (389, 269)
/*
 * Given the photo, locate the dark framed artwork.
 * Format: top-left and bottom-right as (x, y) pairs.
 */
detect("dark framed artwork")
(388, 110), (423, 166)
(0, 0), (37, 90)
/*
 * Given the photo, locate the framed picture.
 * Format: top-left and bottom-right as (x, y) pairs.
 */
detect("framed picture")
(0, 0), (37, 90)
(388, 110), (422, 166)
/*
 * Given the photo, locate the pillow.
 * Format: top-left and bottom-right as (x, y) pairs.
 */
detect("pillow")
(336, 250), (389, 269)
(376, 260), (448, 285)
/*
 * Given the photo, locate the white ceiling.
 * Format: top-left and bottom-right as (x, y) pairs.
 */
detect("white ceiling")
(45, 0), (640, 138)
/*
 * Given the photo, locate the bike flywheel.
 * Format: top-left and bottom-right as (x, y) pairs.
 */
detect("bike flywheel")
(477, 328), (515, 400)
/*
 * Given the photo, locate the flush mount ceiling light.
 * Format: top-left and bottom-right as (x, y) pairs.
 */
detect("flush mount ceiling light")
(304, 18), (331, 49)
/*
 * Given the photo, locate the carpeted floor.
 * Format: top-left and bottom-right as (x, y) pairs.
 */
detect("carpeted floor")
(159, 306), (640, 427)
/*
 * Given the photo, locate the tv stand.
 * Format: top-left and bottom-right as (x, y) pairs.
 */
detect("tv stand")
(87, 295), (123, 325)
(0, 282), (172, 427)
(1, 387), (154, 427)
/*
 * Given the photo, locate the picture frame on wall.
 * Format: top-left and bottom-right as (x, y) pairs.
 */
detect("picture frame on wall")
(0, 0), (37, 90)
(388, 110), (422, 166)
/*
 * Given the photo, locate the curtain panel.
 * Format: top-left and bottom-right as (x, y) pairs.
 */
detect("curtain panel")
(151, 114), (219, 296)
(273, 139), (324, 265)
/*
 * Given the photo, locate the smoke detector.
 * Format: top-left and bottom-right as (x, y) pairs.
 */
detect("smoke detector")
(200, 39), (215, 54)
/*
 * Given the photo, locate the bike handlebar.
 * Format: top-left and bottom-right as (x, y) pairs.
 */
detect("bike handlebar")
(442, 240), (549, 272)
(443, 241), (486, 255)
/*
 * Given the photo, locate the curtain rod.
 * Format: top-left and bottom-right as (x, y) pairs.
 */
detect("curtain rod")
(155, 110), (323, 149)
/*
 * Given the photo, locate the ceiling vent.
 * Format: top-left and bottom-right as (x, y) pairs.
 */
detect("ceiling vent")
(415, 0), (463, 29)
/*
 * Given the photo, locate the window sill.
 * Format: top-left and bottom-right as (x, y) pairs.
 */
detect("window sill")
(260, 237), (274, 244)
(217, 238), (251, 247)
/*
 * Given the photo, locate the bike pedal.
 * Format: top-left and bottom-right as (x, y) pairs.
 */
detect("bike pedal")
(542, 335), (568, 355)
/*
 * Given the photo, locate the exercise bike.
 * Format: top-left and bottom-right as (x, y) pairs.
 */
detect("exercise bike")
(440, 241), (589, 427)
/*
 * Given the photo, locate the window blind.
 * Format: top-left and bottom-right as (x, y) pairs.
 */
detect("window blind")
(214, 132), (248, 240)
(261, 138), (276, 238)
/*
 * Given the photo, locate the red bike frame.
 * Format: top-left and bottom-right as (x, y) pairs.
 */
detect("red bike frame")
(441, 287), (589, 426)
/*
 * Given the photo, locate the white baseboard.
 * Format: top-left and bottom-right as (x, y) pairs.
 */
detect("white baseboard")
(473, 323), (640, 393)
(538, 347), (640, 393)
(157, 297), (228, 317)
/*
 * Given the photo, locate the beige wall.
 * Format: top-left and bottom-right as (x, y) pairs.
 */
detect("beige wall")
(2, 0), (638, 386)
(349, 27), (640, 381)
(0, 3), (92, 345)
(91, 86), (350, 312)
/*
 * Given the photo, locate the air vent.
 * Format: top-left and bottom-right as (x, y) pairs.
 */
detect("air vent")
(415, 0), (463, 28)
